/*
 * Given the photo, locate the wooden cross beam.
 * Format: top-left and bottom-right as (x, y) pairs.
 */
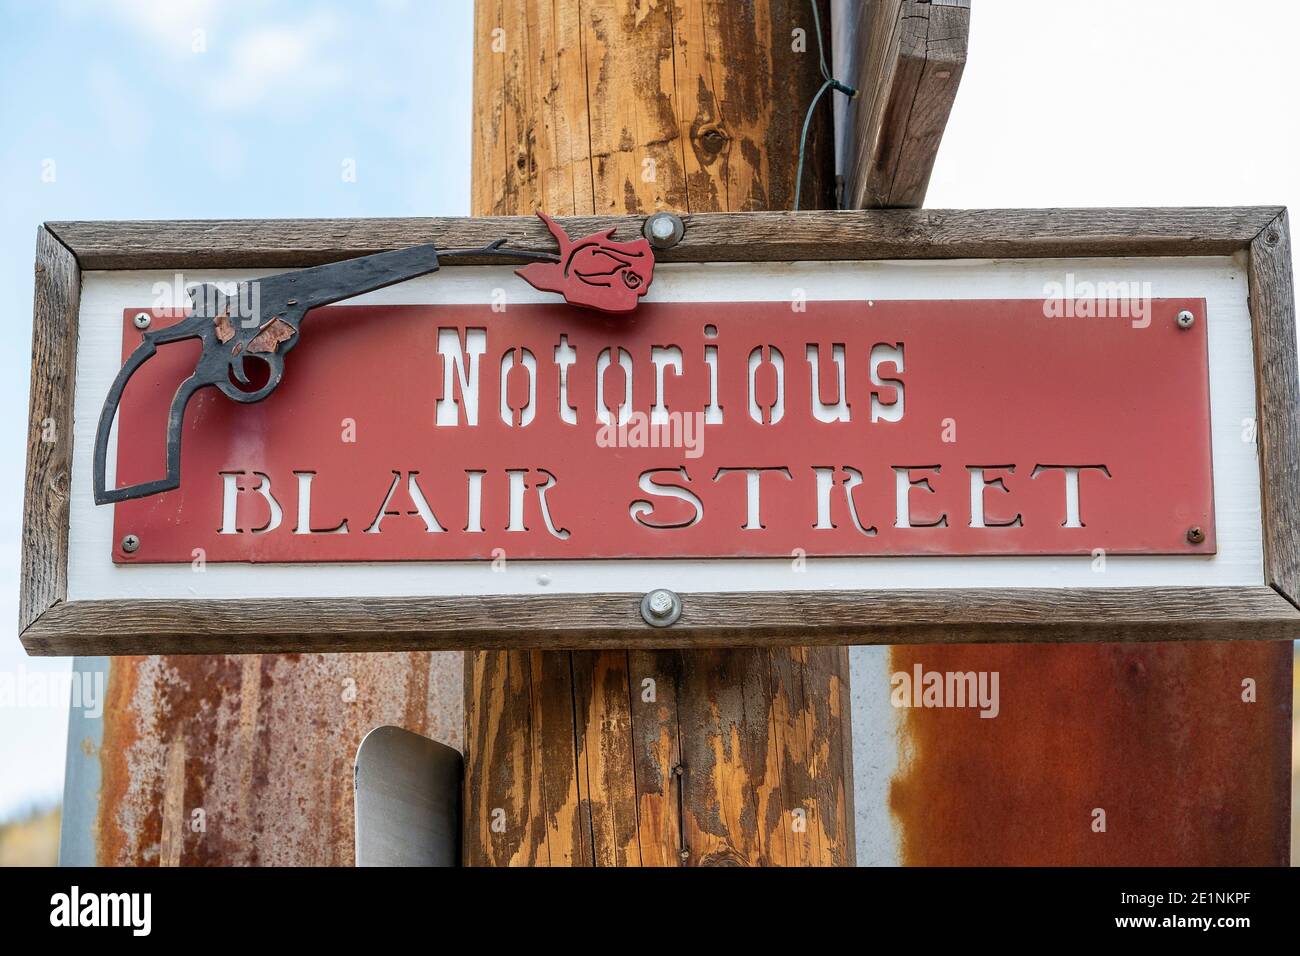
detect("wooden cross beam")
(837, 0), (970, 208)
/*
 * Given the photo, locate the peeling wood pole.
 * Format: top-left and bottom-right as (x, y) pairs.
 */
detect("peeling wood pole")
(465, 0), (852, 866)
(839, 1), (1291, 865)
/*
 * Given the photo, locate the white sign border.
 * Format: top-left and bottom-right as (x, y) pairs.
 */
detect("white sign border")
(68, 256), (1261, 601)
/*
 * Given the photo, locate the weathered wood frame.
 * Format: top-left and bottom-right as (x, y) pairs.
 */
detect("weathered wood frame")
(20, 208), (1300, 655)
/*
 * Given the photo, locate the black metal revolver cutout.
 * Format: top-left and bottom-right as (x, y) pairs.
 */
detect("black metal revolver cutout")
(92, 244), (445, 505)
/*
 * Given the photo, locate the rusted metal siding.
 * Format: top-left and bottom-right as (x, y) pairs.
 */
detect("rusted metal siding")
(66, 652), (462, 866)
(885, 641), (1291, 865)
(1292, 644), (1299, 866)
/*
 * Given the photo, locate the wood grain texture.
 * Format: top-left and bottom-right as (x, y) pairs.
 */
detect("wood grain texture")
(21, 587), (1300, 656)
(1248, 210), (1300, 607)
(671, 645), (854, 865)
(463, 650), (589, 865)
(464, 0), (851, 868)
(471, 0), (835, 217)
(21, 227), (79, 633)
(841, 0), (969, 208)
(43, 206), (1281, 269)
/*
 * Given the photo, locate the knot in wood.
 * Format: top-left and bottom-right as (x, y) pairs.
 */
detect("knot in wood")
(699, 127), (728, 154)
(48, 469), (69, 500)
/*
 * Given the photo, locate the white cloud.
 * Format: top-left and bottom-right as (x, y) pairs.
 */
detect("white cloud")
(103, 0), (222, 54)
(204, 14), (345, 112)
(87, 1), (347, 113)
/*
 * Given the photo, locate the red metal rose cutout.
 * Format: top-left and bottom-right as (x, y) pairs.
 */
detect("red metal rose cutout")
(515, 212), (655, 313)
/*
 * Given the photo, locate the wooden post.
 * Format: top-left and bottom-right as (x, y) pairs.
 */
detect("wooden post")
(836, 0), (968, 209)
(465, 0), (853, 866)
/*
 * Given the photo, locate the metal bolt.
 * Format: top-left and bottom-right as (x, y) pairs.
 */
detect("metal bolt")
(642, 211), (685, 250)
(1186, 526), (1205, 545)
(120, 534), (140, 554)
(679, 849), (690, 862)
(640, 588), (683, 627)
(649, 217), (675, 241)
(672, 764), (684, 777)
(133, 312), (151, 330)
(1176, 309), (1195, 329)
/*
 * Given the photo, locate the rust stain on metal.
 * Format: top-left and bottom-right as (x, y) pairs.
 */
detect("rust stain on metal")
(213, 312), (235, 344)
(97, 655), (148, 865)
(888, 642), (1292, 866)
(1292, 647), (1299, 866)
(247, 317), (295, 353)
(95, 652), (463, 865)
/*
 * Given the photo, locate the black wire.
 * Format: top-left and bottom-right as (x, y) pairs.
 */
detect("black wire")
(793, 0), (857, 211)
(439, 241), (560, 265)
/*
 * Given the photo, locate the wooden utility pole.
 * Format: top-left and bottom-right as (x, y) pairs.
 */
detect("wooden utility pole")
(465, 0), (852, 866)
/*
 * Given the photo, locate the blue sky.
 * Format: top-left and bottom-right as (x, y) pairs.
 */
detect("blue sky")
(1, 0), (1298, 821)
(0, 0), (473, 819)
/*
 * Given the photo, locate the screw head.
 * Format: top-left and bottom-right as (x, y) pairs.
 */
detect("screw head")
(642, 211), (685, 250)
(648, 591), (673, 616)
(1186, 526), (1205, 545)
(640, 588), (682, 627)
(1176, 309), (1195, 329)
(120, 534), (140, 554)
(133, 312), (152, 330)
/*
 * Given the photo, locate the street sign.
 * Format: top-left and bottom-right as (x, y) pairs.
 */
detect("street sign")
(107, 297), (1215, 563)
(20, 209), (1300, 655)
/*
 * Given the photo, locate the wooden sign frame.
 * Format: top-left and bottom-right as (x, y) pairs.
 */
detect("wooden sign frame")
(21, 208), (1300, 655)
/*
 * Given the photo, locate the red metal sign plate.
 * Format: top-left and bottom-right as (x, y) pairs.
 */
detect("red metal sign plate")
(111, 299), (1215, 563)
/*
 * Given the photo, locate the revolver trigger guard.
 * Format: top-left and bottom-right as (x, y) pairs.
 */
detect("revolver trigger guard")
(215, 353), (285, 404)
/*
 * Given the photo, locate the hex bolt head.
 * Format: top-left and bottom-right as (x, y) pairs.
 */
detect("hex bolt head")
(1176, 309), (1195, 329)
(1186, 526), (1205, 545)
(133, 312), (152, 330)
(640, 588), (683, 627)
(642, 211), (685, 250)
(121, 534), (141, 554)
